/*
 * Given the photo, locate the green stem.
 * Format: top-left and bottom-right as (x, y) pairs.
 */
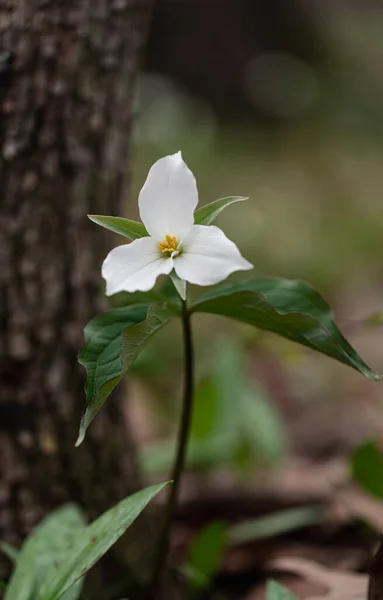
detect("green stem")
(147, 299), (194, 599)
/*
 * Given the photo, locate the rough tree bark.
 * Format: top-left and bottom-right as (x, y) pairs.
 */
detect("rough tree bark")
(0, 0), (154, 579)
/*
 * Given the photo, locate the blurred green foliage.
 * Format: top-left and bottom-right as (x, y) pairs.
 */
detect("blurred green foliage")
(181, 506), (323, 592)
(129, 25), (383, 477)
(351, 440), (383, 500)
(140, 342), (286, 476)
(185, 521), (227, 592)
(124, 15), (383, 589)
(226, 505), (323, 547)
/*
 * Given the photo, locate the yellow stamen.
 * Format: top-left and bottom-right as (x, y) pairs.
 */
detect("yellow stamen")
(158, 235), (178, 254)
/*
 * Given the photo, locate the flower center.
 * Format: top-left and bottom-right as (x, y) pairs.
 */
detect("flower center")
(158, 235), (179, 255)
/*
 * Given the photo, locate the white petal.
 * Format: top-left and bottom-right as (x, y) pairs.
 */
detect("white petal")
(173, 225), (253, 286)
(102, 237), (173, 295)
(138, 151), (198, 241)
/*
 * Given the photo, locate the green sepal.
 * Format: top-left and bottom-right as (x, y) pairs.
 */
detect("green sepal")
(194, 196), (248, 226)
(88, 215), (148, 241)
(170, 272), (186, 300)
(89, 196), (248, 242)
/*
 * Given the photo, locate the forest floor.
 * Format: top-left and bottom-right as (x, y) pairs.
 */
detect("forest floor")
(129, 356), (383, 600)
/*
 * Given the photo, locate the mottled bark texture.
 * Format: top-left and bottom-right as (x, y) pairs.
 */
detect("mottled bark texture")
(0, 0), (153, 578)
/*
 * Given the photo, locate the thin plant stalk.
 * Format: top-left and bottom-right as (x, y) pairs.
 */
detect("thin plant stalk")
(147, 298), (194, 598)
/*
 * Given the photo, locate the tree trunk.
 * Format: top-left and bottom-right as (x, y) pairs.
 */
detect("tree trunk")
(0, 0), (153, 577)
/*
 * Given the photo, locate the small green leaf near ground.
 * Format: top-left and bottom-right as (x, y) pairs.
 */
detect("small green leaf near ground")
(38, 483), (168, 600)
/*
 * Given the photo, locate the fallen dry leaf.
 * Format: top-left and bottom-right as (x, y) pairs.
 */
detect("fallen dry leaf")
(270, 557), (368, 600)
(331, 485), (383, 533)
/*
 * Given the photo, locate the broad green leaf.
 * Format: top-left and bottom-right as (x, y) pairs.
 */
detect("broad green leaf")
(4, 549), (34, 600)
(108, 289), (174, 308)
(80, 305), (149, 403)
(267, 580), (299, 600)
(108, 274), (183, 309)
(77, 304), (149, 445)
(0, 581), (6, 591)
(194, 196), (248, 226)
(351, 440), (383, 499)
(5, 505), (86, 600)
(192, 278), (381, 381)
(186, 521), (227, 590)
(0, 541), (19, 563)
(60, 582), (84, 600)
(38, 483), (168, 600)
(227, 505), (323, 546)
(77, 304), (177, 445)
(88, 215), (148, 241)
(120, 304), (177, 371)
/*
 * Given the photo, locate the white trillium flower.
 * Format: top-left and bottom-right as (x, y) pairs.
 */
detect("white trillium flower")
(102, 152), (253, 295)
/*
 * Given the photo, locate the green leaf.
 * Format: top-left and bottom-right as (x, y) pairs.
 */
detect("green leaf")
(80, 305), (149, 404)
(192, 278), (381, 381)
(88, 215), (148, 241)
(77, 304), (149, 444)
(5, 505), (86, 600)
(77, 304), (177, 445)
(0, 581), (6, 591)
(0, 541), (19, 563)
(106, 270), (185, 316)
(38, 483), (168, 600)
(186, 521), (227, 591)
(194, 196), (248, 226)
(120, 304), (177, 372)
(267, 580), (299, 600)
(108, 289), (173, 308)
(107, 273), (183, 309)
(351, 440), (383, 499)
(60, 582), (84, 600)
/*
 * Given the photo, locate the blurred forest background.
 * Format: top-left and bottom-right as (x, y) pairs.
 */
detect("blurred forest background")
(131, 0), (383, 482)
(125, 0), (383, 596)
(2, 0), (383, 598)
